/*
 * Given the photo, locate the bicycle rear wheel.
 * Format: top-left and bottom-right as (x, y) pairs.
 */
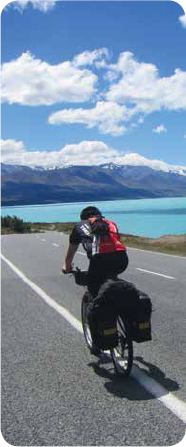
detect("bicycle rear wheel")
(111, 316), (133, 377)
(81, 293), (93, 350)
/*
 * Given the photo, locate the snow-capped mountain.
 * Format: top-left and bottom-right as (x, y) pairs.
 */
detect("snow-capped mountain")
(1, 162), (186, 206)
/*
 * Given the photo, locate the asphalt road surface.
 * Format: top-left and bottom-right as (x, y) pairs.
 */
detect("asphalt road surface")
(1, 231), (186, 446)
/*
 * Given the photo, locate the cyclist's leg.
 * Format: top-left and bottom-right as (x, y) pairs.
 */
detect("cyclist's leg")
(88, 252), (129, 294)
(101, 251), (129, 276)
(85, 257), (105, 354)
(87, 255), (106, 297)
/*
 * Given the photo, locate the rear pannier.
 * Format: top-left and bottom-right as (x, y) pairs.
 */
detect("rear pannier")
(87, 279), (152, 346)
(129, 291), (152, 342)
(87, 300), (118, 349)
(112, 282), (152, 343)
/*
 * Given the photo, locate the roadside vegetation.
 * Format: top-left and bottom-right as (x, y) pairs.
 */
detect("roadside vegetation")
(1, 217), (186, 256)
(1, 215), (31, 234)
(120, 233), (186, 256)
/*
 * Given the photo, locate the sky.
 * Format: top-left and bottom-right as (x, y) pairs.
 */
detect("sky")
(1, 0), (186, 173)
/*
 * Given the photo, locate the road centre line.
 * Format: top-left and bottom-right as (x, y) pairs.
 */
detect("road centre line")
(1, 252), (186, 424)
(136, 268), (175, 280)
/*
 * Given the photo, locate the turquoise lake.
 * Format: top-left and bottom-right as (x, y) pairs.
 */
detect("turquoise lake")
(1, 197), (186, 238)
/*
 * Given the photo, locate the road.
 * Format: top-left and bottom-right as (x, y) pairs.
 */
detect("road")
(1, 231), (186, 446)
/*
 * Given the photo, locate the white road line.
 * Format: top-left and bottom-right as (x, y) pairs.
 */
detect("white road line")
(136, 268), (175, 280)
(77, 251), (86, 256)
(52, 243), (60, 247)
(40, 238), (46, 242)
(1, 252), (186, 424)
(131, 366), (186, 424)
(1, 253), (83, 334)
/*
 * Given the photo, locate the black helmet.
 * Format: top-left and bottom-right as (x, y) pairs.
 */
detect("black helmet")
(80, 206), (102, 220)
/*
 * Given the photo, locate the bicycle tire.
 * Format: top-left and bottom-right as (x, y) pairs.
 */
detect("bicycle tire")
(81, 293), (93, 350)
(111, 316), (133, 377)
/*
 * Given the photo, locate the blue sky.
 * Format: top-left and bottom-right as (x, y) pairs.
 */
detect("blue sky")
(1, 0), (186, 173)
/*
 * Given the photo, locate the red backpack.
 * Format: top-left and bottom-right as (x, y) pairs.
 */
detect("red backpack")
(91, 218), (126, 254)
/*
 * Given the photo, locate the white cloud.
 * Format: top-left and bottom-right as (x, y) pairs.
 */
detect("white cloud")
(153, 124), (167, 134)
(48, 51), (186, 136)
(105, 52), (186, 116)
(179, 14), (186, 28)
(1, 138), (186, 176)
(57, 141), (119, 166)
(1, 139), (25, 164)
(8, 0), (57, 12)
(1, 52), (97, 105)
(73, 48), (110, 67)
(2, 49), (186, 136)
(1, 139), (118, 167)
(137, 117), (144, 124)
(48, 101), (130, 136)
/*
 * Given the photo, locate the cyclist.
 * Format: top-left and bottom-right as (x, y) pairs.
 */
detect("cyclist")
(62, 206), (129, 297)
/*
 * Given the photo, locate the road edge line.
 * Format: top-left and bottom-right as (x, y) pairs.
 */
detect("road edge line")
(1, 253), (83, 335)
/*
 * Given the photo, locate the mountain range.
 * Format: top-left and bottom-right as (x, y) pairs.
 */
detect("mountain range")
(1, 162), (186, 206)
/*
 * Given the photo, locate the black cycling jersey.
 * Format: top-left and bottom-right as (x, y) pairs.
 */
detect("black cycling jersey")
(69, 219), (129, 296)
(69, 220), (93, 258)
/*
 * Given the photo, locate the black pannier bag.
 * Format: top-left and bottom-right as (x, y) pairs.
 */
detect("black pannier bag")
(87, 278), (152, 347)
(88, 301), (118, 350)
(91, 278), (152, 344)
(130, 291), (152, 343)
(87, 281), (118, 349)
(88, 300), (118, 350)
(113, 281), (152, 343)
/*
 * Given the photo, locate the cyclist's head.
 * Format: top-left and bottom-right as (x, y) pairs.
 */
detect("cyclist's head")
(80, 206), (102, 220)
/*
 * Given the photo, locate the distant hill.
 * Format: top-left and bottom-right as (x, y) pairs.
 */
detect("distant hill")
(1, 162), (186, 206)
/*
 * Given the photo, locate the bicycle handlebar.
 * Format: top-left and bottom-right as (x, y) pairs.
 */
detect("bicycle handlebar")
(62, 267), (81, 275)
(62, 267), (88, 286)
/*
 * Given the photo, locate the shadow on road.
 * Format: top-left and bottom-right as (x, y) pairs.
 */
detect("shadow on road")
(134, 356), (179, 391)
(88, 354), (180, 401)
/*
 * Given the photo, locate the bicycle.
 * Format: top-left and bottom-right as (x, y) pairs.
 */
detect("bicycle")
(65, 267), (134, 377)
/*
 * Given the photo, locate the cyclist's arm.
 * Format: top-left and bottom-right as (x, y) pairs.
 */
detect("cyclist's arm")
(62, 224), (81, 272)
(62, 243), (79, 272)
